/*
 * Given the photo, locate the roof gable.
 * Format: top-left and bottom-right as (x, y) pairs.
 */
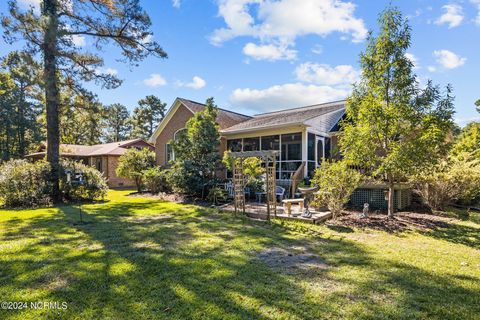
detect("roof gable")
(149, 97), (251, 143)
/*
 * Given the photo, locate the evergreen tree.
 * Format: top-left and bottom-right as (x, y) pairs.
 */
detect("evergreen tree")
(2, 0), (167, 200)
(170, 97), (220, 196)
(0, 52), (43, 160)
(340, 7), (455, 218)
(104, 103), (131, 142)
(130, 95), (166, 139)
(475, 99), (479, 113)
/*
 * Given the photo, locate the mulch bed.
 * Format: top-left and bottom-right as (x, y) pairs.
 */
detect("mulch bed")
(327, 211), (453, 233)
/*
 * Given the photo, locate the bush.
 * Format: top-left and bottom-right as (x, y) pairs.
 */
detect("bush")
(414, 153), (480, 210)
(0, 159), (108, 208)
(167, 160), (203, 195)
(223, 152), (265, 192)
(60, 160), (108, 201)
(311, 161), (362, 218)
(142, 167), (170, 194)
(207, 186), (227, 205)
(116, 148), (156, 192)
(0, 159), (51, 207)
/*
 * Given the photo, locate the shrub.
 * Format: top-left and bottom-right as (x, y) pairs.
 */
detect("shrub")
(0, 159), (108, 208)
(414, 153), (480, 210)
(167, 160), (203, 195)
(223, 152), (265, 192)
(60, 160), (108, 201)
(311, 161), (362, 218)
(142, 167), (170, 194)
(116, 148), (156, 192)
(207, 186), (226, 205)
(0, 159), (51, 207)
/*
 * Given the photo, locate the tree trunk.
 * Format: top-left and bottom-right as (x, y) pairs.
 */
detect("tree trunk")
(387, 179), (395, 219)
(43, 0), (61, 201)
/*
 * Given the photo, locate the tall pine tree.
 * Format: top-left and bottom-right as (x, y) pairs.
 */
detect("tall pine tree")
(340, 7), (455, 218)
(104, 103), (131, 142)
(130, 95), (166, 139)
(2, 0), (167, 200)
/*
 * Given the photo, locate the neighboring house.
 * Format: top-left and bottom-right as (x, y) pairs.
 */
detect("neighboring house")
(26, 139), (154, 188)
(149, 97), (345, 181)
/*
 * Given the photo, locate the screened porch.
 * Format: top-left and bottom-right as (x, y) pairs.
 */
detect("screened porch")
(225, 130), (332, 181)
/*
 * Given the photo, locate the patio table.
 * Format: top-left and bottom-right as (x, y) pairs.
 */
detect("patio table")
(255, 192), (266, 203)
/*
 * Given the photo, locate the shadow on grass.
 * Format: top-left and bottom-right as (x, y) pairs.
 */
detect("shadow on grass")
(0, 199), (479, 319)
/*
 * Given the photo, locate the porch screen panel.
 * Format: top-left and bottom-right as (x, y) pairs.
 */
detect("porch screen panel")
(317, 140), (324, 164)
(307, 133), (315, 161)
(227, 139), (242, 152)
(281, 133), (301, 160)
(243, 137), (260, 151)
(279, 133), (302, 180)
(324, 138), (331, 159)
(261, 135), (279, 151)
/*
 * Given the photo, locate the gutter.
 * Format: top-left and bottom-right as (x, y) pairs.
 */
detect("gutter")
(220, 122), (306, 135)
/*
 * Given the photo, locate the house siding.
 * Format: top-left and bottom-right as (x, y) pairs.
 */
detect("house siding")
(104, 156), (137, 188)
(155, 104), (194, 166)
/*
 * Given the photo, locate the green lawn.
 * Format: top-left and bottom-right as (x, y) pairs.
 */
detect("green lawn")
(0, 190), (479, 320)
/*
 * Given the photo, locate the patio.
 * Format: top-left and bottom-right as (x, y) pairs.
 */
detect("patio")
(219, 201), (332, 224)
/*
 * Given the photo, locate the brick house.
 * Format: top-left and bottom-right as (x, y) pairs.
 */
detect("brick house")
(149, 97), (345, 180)
(149, 97), (412, 210)
(26, 139), (154, 188)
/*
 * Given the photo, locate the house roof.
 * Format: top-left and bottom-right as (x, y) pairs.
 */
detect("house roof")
(26, 139), (153, 158)
(149, 97), (252, 143)
(177, 98), (252, 129)
(220, 100), (346, 134)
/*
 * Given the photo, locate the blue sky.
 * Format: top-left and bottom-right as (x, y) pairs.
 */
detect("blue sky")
(2, 0), (479, 125)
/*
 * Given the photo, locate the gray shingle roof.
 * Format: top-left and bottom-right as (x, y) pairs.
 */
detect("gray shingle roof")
(178, 98), (252, 129)
(221, 100), (346, 133)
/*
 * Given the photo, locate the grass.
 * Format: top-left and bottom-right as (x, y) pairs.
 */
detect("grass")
(0, 190), (479, 320)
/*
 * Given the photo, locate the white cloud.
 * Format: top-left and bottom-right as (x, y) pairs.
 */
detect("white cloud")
(143, 74), (167, 87)
(211, 0), (367, 58)
(433, 49), (466, 69)
(177, 76), (206, 89)
(471, 0), (480, 25)
(295, 63), (359, 86)
(242, 42), (297, 61)
(427, 66), (437, 73)
(435, 4), (463, 28)
(405, 53), (420, 69)
(230, 82), (348, 113)
(172, 0), (181, 9)
(97, 67), (118, 76)
(71, 35), (86, 47)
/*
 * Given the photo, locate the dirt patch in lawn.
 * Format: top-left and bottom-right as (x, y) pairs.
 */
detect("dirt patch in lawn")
(257, 247), (328, 274)
(327, 211), (453, 233)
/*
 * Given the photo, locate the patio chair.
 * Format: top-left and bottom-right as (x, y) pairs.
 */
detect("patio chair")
(276, 186), (286, 202)
(224, 181), (234, 198)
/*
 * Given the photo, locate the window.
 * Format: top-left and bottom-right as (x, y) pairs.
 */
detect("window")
(95, 157), (102, 172)
(227, 139), (242, 152)
(261, 135), (280, 150)
(166, 144), (173, 163)
(243, 137), (260, 151)
(174, 128), (187, 141)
